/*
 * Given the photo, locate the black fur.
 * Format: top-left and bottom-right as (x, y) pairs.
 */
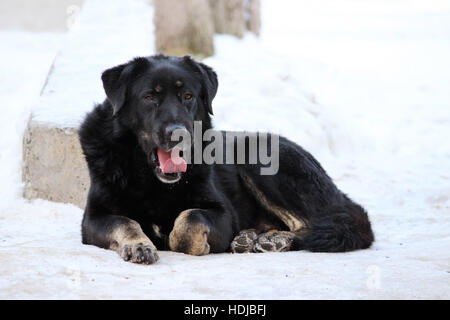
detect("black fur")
(79, 55), (374, 261)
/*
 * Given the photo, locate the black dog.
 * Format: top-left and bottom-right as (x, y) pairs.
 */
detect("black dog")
(79, 55), (374, 264)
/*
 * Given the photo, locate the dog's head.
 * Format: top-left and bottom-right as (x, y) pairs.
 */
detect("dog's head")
(101, 54), (218, 183)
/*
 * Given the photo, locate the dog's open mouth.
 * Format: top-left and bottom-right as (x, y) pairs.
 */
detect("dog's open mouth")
(151, 148), (187, 183)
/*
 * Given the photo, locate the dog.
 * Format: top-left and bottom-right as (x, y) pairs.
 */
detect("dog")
(79, 54), (374, 264)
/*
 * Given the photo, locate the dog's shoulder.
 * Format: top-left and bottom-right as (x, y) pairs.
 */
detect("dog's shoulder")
(79, 100), (116, 147)
(79, 100), (132, 189)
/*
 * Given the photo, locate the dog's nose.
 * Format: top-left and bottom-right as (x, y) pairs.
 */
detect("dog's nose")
(165, 124), (187, 137)
(164, 124), (190, 150)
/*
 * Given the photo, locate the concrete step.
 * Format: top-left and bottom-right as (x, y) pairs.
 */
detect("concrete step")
(22, 0), (154, 209)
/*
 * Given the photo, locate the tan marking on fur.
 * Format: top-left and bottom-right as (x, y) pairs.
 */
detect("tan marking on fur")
(240, 174), (305, 232)
(140, 131), (151, 140)
(152, 223), (163, 239)
(109, 220), (156, 252)
(169, 209), (210, 256)
(107, 220), (159, 264)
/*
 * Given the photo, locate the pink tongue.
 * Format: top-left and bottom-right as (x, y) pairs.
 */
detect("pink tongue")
(157, 148), (187, 174)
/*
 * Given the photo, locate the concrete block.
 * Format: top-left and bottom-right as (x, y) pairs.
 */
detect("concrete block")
(246, 0), (261, 36)
(22, 124), (89, 208)
(154, 0), (215, 57)
(210, 0), (245, 38)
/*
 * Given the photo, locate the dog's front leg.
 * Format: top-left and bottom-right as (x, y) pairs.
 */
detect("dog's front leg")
(169, 209), (233, 255)
(82, 214), (159, 264)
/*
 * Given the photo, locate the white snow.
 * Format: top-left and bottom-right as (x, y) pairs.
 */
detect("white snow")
(1, 0), (449, 299)
(32, 0), (154, 128)
(0, 31), (63, 210)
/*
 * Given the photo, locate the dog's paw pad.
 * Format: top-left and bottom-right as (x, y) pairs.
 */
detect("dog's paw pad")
(231, 229), (258, 253)
(120, 242), (159, 264)
(254, 231), (294, 253)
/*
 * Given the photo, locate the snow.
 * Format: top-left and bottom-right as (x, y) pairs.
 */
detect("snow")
(0, 31), (63, 210)
(1, 0), (450, 299)
(32, 0), (154, 128)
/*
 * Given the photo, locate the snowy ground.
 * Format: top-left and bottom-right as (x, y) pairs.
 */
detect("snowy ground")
(1, 0), (449, 299)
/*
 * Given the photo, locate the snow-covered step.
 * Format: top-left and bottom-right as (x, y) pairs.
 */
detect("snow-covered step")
(22, 0), (154, 208)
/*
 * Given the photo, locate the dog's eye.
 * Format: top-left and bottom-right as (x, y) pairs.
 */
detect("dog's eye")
(184, 93), (192, 100)
(143, 94), (155, 101)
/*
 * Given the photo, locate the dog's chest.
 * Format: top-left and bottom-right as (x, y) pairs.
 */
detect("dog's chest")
(130, 181), (193, 217)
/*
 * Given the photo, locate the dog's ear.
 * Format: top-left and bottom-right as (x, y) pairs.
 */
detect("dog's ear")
(101, 57), (149, 115)
(183, 56), (218, 115)
(197, 61), (218, 115)
(101, 63), (131, 116)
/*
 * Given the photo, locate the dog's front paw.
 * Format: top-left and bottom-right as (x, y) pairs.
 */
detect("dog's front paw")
(118, 241), (159, 264)
(169, 209), (210, 256)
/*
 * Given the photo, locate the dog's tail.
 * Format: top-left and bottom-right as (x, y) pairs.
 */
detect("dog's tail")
(291, 202), (374, 252)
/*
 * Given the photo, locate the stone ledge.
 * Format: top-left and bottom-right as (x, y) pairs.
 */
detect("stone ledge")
(22, 123), (89, 208)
